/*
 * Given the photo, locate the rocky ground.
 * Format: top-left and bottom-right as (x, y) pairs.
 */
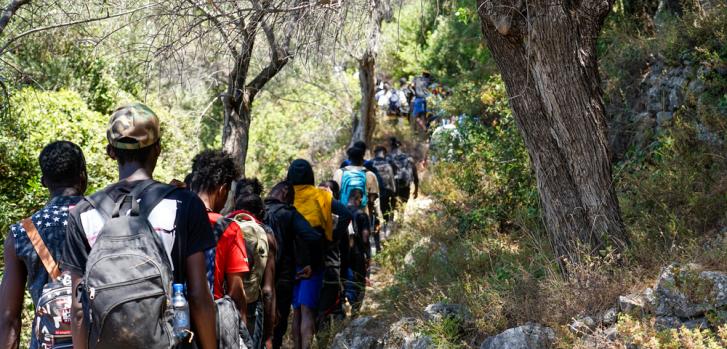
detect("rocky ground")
(329, 195), (727, 349)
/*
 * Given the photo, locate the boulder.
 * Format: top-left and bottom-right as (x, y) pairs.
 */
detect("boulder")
(480, 323), (555, 349)
(600, 307), (618, 326)
(404, 237), (448, 269)
(383, 318), (433, 349)
(423, 303), (470, 322)
(331, 317), (382, 349)
(654, 263), (727, 318)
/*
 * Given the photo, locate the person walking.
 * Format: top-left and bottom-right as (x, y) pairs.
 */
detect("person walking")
(0, 141), (88, 349)
(60, 104), (217, 349)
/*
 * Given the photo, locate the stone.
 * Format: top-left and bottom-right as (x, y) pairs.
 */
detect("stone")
(688, 79), (705, 94)
(423, 303), (470, 322)
(654, 263), (727, 318)
(480, 323), (555, 349)
(383, 318), (434, 349)
(404, 237), (448, 269)
(668, 89), (683, 110)
(331, 317), (382, 349)
(656, 111), (673, 127)
(569, 316), (596, 334)
(655, 316), (683, 330)
(601, 307), (618, 326)
(619, 294), (646, 314)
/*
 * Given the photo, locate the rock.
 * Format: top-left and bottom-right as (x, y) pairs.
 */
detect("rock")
(423, 303), (470, 322)
(656, 111), (673, 127)
(655, 316), (683, 330)
(668, 89), (683, 110)
(480, 323), (555, 349)
(331, 317), (382, 349)
(654, 263), (727, 318)
(569, 316), (596, 334)
(404, 237), (448, 269)
(688, 79), (705, 94)
(601, 307), (618, 326)
(383, 318), (433, 349)
(619, 294), (646, 314)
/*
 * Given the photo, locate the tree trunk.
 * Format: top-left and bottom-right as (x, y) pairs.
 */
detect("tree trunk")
(477, 0), (628, 267)
(352, 50), (377, 146)
(222, 91), (252, 177)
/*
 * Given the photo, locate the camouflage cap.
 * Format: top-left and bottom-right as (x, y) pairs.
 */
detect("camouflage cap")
(106, 103), (161, 150)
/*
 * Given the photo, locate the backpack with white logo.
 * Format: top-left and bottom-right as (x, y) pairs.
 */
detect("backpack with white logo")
(340, 168), (368, 209)
(81, 180), (180, 349)
(21, 219), (73, 349)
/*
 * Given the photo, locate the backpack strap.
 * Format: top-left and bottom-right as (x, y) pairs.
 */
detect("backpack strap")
(85, 191), (115, 221)
(213, 216), (233, 242)
(21, 218), (61, 280)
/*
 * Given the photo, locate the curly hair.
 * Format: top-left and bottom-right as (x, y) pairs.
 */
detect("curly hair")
(39, 141), (86, 186)
(189, 150), (239, 194)
(236, 177), (263, 196)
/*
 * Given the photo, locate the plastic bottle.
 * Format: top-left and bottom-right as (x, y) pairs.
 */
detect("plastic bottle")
(171, 283), (190, 342)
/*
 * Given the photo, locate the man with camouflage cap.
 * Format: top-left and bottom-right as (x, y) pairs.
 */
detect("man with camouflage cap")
(61, 103), (218, 349)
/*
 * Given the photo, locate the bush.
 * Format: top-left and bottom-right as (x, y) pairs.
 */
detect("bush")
(0, 88), (198, 237)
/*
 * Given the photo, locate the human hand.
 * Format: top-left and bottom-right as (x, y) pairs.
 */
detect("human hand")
(169, 179), (187, 188)
(296, 266), (312, 280)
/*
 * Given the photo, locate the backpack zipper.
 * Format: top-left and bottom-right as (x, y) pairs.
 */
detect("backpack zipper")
(88, 274), (159, 300)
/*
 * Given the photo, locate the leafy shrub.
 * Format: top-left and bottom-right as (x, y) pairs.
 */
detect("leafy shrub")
(0, 88), (198, 237)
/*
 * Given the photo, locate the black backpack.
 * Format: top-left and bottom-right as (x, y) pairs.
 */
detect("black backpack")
(371, 157), (396, 193)
(81, 180), (179, 349)
(391, 153), (414, 188)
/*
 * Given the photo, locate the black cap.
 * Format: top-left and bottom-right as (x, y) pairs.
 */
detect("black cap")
(287, 159), (315, 185)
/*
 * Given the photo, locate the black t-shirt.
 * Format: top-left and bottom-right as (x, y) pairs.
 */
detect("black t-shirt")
(349, 207), (370, 257)
(60, 180), (215, 283)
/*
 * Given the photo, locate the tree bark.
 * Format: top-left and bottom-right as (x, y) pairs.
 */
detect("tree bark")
(352, 50), (377, 146)
(477, 0), (628, 267)
(222, 91), (253, 176)
(350, 0), (391, 146)
(0, 0), (29, 39)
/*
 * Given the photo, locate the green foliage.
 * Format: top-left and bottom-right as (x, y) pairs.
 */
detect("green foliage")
(380, 0), (495, 117)
(6, 30), (143, 114)
(0, 88), (198, 238)
(245, 66), (355, 187)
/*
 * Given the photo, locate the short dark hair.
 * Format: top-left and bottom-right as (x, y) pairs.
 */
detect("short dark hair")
(237, 177), (263, 197)
(347, 146), (365, 164)
(319, 180), (340, 200)
(112, 140), (159, 165)
(39, 141), (86, 186)
(374, 146), (387, 155)
(268, 181), (294, 203)
(234, 191), (265, 219)
(352, 141), (367, 152)
(189, 150), (238, 194)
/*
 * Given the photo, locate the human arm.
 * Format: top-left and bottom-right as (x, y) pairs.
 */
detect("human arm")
(225, 272), (248, 325)
(262, 234), (277, 348)
(0, 234), (27, 349)
(69, 272), (88, 349)
(185, 251), (217, 349)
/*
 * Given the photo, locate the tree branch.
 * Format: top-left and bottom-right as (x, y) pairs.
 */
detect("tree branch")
(0, 3), (155, 54)
(186, 0), (240, 58)
(0, 0), (29, 38)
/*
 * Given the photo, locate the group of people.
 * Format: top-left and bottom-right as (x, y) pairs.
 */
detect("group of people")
(375, 71), (449, 134)
(0, 103), (420, 349)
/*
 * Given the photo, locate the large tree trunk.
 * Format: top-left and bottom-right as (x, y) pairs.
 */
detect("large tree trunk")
(222, 91), (252, 176)
(352, 50), (377, 146)
(477, 0), (628, 266)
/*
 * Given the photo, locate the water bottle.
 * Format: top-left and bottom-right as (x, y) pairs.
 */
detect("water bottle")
(171, 283), (190, 342)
